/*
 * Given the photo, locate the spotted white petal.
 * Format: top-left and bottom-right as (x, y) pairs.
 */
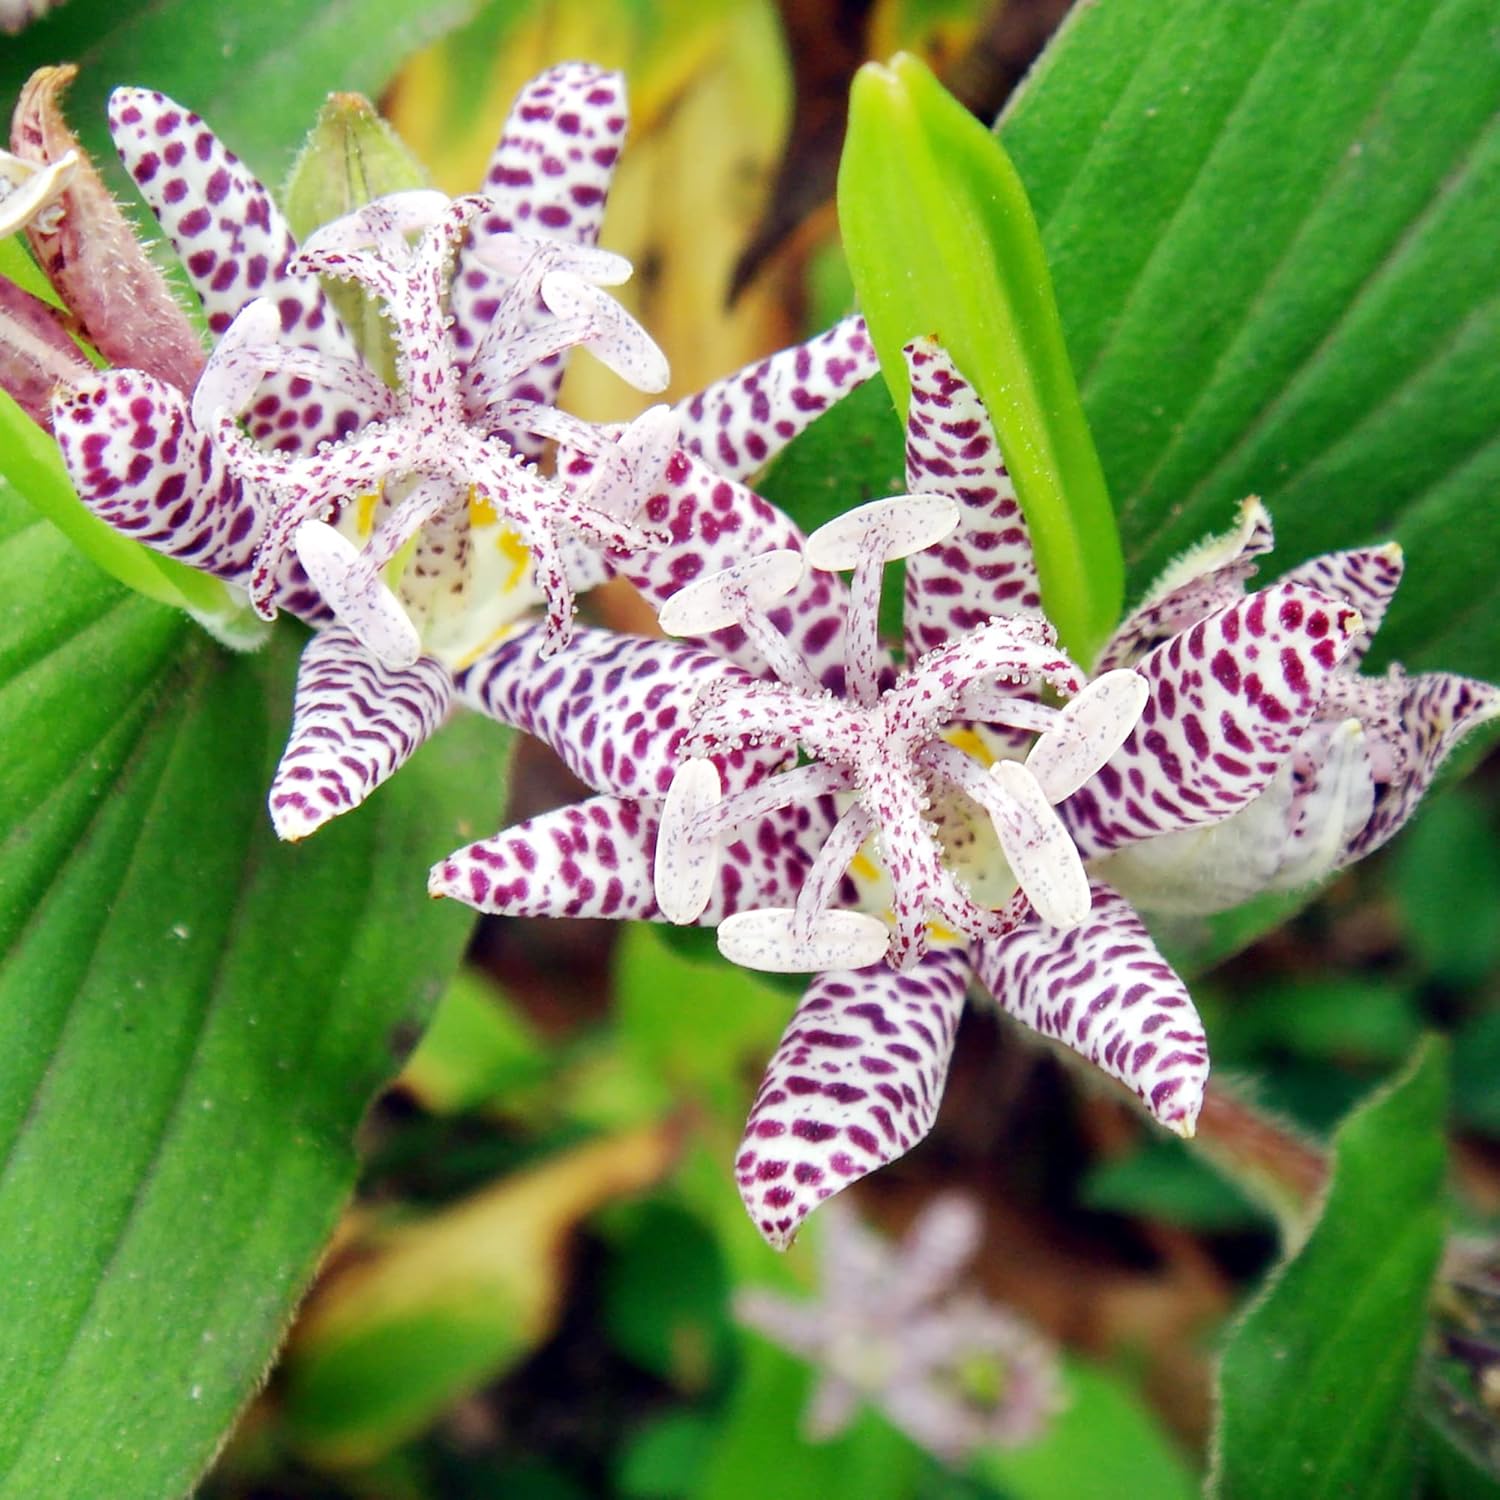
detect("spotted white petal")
(734, 949), (971, 1247)
(971, 883), (1208, 1135)
(270, 627), (452, 841)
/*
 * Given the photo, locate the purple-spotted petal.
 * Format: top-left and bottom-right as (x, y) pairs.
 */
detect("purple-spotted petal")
(1277, 543), (1403, 669)
(1096, 498), (1276, 672)
(734, 948), (972, 1249)
(902, 338), (1042, 658)
(109, 87), (330, 343)
(604, 447), (853, 689)
(53, 368), (262, 583)
(269, 627), (452, 841)
(450, 62), (627, 437)
(971, 883), (1208, 1134)
(1062, 583), (1363, 859)
(455, 621), (780, 799)
(672, 314), (879, 481)
(430, 795), (832, 921)
(1336, 666), (1500, 863)
(108, 86), (373, 454)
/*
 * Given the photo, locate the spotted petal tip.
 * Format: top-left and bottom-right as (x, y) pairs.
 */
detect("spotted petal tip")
(735, 951), (970, 1248)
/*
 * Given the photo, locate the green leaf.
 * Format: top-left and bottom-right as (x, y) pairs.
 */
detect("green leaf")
(838, 53), (1123, 664)
(1210, 1036), (1450, 1499)
(998, 0), (1500, 679)
(1, 0), (480, 193)
(0, 492), (496, 1498)
(699, 1340), (924, 1500)
(618, 1411), (716, 1500)
(978, 1359), (1197, 1500)
(399, 967), (549, 1117)
(602, 1201), (731, 1391)
(1391, 786), (1500, 985)
(1081, 1139), (1268, 1233)
(614, 924), (797, 1127)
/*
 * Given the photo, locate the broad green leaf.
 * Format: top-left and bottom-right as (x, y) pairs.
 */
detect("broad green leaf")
(1210, 1036), (1449, 1499)
(998, 0), (1500, 679)
(614, 924), (797, 1127)
(978, 1359), (1197, 1500)
(0, 493), (497, 1499)
(618, 1411), (715, 1500)
(839, 53), (1123, 664)
(0, 0), (479, 191)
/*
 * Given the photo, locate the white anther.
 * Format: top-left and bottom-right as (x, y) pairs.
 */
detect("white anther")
(717, 907), (891, 974)
(538, 271), (669, 392)
(1026, 668), (1148, 803)
(803, 494), (961, 570)
(988, 760), (1092, 929)
(192, 297), (285, 426)
(0, 148), (78, 237)
(295, 520), (423, 670)
(658, 550), (805, 635)
(654, 759), (723, 924)
(473, 231), (632, 286)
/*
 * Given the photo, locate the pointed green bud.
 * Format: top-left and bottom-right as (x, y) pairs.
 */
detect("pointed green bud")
(838, 53), (1123, 665)
(283, 95), (430, 385)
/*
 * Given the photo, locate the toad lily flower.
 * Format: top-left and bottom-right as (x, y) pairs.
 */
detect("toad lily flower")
(1077, 496), (1500, 912)
(430, 336), (1370, 1247)
(195, 187), (672, 667)
(736, 1194), (1062, 1462)
(650, 518), (1148, 975)
(44, 64), (879, 841)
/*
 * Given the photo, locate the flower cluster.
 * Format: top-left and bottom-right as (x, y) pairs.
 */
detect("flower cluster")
(5, 60), (1495, 1254)
(425, 334), (1496, 1247)
(736, 1193), (1062, 1461)
(6, 62), (876, 841)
